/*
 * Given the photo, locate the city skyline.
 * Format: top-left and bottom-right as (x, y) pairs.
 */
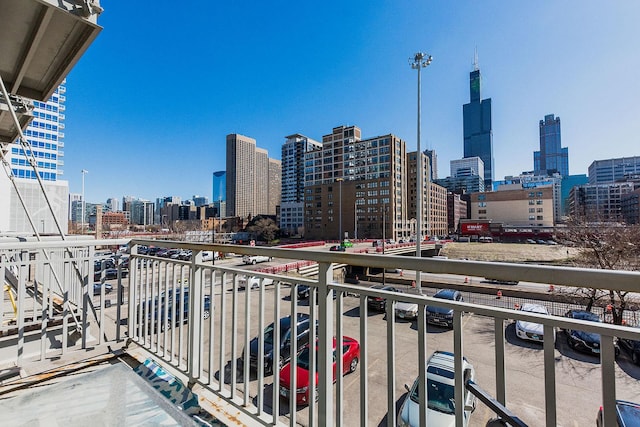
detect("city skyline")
(62, 2), (640, 202)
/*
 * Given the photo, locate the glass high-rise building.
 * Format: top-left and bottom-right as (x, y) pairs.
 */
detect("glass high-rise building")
(463, 64), (494, 189)
(1, 82), (68, 233)
(534, 114), (568, 177)
(212, 171), (226, 203)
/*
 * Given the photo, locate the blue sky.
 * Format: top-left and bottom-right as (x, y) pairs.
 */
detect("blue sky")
(64, 1), (640, 203)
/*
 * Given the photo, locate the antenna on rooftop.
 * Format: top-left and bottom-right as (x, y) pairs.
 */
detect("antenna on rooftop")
(473, 46), (479, 71)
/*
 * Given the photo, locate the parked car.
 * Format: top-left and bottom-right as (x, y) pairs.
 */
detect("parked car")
(104, 268), (128, 279)
(344, 272), (360, 284)
(596, 400), (640, 427)
(279, 336), (360, 406)
(525, 239), (536, 244)
(341, 240), (354, 248)
(294, 284), (335, 301)
(242, 313), (312, 374)
(367, 284), (401, 312)
(564, 309), (601, 355)
(239, 275), (274, 290)
(395, 299), (419, 320)
(398, 350), (476, 427)
(515, 303), (553, 343)
(329, 245), (346, 252)
(93, 282), (113, 295)
(426, 289), (463, 328)
(616, 325), (640, 365)
(242, 255), (272, 265)
(137, 287), (211, 327)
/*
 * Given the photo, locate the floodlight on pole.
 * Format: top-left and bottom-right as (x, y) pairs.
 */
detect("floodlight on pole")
(409, 52), (432, 295)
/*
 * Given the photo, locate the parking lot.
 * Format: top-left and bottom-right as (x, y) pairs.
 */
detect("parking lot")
(97, 263), (640, 427)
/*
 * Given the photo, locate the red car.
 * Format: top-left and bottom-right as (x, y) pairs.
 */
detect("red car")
(279, 336), (360, 406)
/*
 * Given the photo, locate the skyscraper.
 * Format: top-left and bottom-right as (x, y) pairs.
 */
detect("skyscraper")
(0, 83), (68, 233)
(463, 59), (494, 189)
(212, 171), (226, 203)
(226, 133), (278, 219)
(534, 114), (568, 177)
(280, 134), (322, 236)
(226, 134), (256, 219)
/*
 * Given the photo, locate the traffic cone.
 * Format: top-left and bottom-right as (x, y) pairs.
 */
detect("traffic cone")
(399, 269), (403, 277)
(464, 277), (469, 283)
(548, 284), (555, 292)
(496, 290), (502, 299)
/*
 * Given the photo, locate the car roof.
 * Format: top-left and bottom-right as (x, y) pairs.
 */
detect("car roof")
(521, 303), (548, 314)
(426, 351), (471, 384)
(568, 310), (600, 322)
(434, 289), (459, 300)
(617, 400), (640, 423)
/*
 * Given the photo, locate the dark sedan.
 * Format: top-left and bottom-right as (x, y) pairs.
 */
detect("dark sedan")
(366, 284), (401, 312)
(243, 313), (312, 374)
(565, 310), (601, 355)
(329, 245), (346, 252)
(596, 400), (640, 427)
(617, 328), (640, 365)
(426, 289), (463, 328)
(93, 282), (113, 295)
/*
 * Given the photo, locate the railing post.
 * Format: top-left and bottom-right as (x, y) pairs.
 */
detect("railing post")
(601, 334), (617, 427)
(317, 261), (334, 427)
(188, 249), (203, 379)
(543, 324), (557, 427)
(128, 244), (138, 343)
(494, 317), (506, 405)
(454, 310), (465, 427)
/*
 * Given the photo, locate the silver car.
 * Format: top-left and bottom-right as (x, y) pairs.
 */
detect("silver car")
(515, 303), (553, 343)
(398, 351), (476, 427)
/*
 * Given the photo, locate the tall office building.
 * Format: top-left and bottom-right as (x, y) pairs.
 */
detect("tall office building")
(212, 171), (226, 203)
(268, 158), (281, 216)
(588, 156), (640, 185)
(451, 157), (485, 179)
(226, 134), (257, 219)
(280, 134), (322, 236)
(0, 83), (68, 234)
(463, 59), (494, 189)
(534, 114), (568, 177)
(226, 133), (278, 219)
(304, 125), (409, 241)
(254, 147), (269, 216)
(424, 149), (438, 180)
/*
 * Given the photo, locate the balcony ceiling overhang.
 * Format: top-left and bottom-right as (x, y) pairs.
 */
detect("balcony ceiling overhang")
(0, 0), (103, 101)
(0, 0), (102, 146)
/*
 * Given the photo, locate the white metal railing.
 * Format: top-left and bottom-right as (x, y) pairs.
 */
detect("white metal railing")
(125, 239), (640, 427)
(0, 238), (128, 365)
(2, 238), (639, 427)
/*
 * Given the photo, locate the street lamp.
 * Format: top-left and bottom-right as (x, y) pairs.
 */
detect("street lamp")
(81, 169), (88, 234)
(336, 178), (344, 243)
(410, 51), (433, 294)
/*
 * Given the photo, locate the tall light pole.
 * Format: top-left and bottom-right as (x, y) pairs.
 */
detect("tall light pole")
(410, 52), (432, 294)
(81, 169), (88, 234)
(336, 178), (344, 243)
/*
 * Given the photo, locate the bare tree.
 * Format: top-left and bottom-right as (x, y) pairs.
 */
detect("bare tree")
(557, 218), (640, 324)
(246, 217), (279, 243)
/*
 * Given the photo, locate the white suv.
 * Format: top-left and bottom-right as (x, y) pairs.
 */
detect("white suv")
(398, 351), (476, 427)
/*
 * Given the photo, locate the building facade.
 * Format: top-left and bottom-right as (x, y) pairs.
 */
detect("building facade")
(588, 156), (640, 185)
(268, 158), (281, 216)
(447, 192), (468, 234)
(568, 182), (637, 221)
(494, 173), (562, 224)
(534, 114), (568, 177)
(212, 171), (226, 203)
(280, 134), (322, 236)
(226, 134), (256, 219)
(1, 83), (68, 234)
(621, 189), (640, 225)
(463, 64), (494, 189)
(304, 126), (408, 241)
(470, 186), (555, 227)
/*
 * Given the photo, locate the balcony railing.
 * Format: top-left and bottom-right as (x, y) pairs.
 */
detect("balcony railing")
(1, 237), (639, 427)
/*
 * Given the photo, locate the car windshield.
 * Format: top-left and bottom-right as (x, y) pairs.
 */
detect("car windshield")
(297, 346), (311, 370)
(263, 324), (275, 346)
(409, 378), (455, 415)
(523, 304), (548, 314)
